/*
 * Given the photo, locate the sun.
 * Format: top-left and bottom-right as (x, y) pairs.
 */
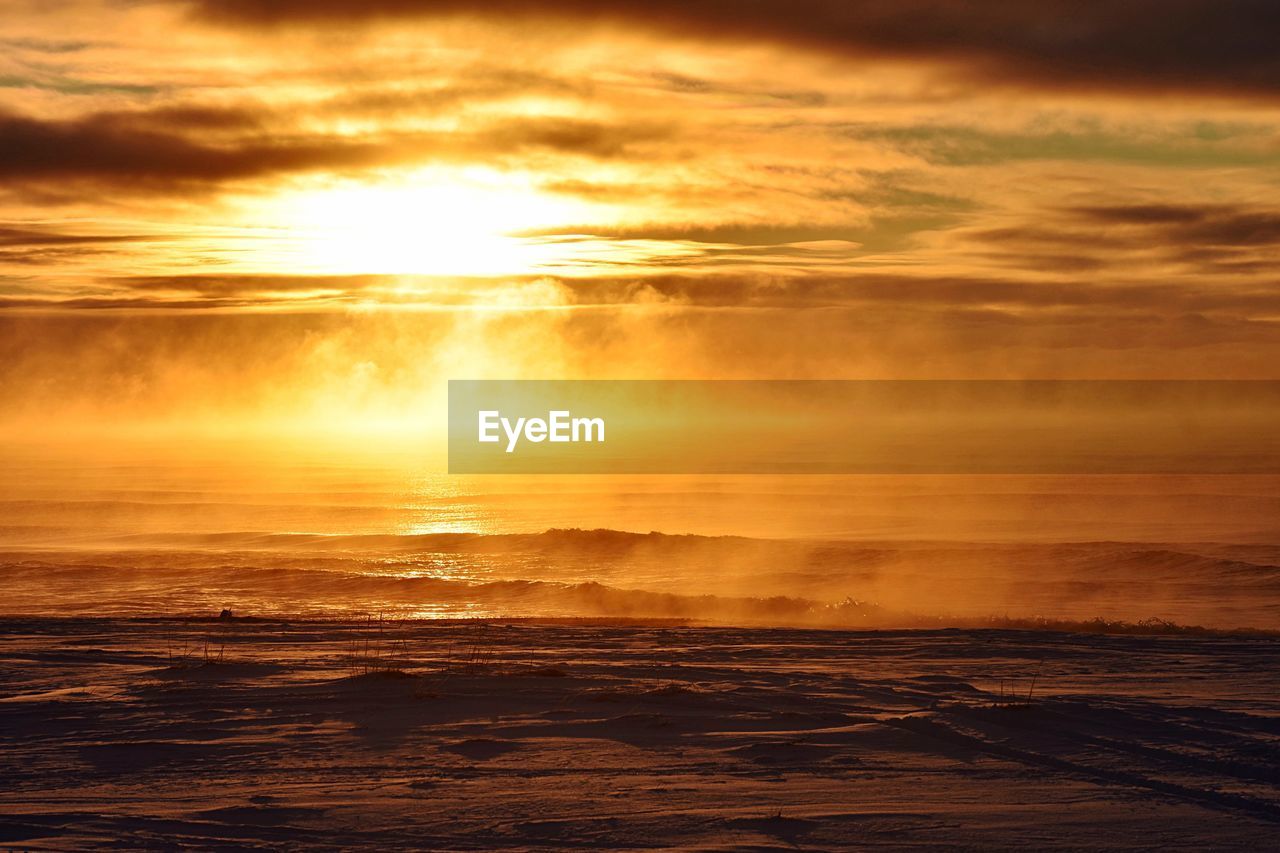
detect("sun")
(269, 169), (592, 277)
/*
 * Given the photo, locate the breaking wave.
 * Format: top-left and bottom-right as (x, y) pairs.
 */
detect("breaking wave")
(2, 528), (1279, 630)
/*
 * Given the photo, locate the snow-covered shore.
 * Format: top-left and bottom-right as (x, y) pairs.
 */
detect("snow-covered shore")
(2, 617), (1277, 849)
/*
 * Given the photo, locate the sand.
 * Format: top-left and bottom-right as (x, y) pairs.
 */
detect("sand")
(2, 617), (1278, 850)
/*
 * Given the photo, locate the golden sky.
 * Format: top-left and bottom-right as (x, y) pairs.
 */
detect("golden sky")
(2, 1), (1280, 434)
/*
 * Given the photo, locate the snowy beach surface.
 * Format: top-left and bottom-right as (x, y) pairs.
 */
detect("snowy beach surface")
(2, 617), (1278, 850)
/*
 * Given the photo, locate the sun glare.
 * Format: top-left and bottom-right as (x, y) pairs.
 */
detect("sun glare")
(272, 171), (592, 276)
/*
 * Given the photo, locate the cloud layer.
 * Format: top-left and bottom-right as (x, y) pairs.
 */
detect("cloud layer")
(1, 0), (1278, 435)
(195, 0), (1280, 96)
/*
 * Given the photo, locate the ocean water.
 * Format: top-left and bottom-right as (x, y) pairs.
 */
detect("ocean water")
(2, 443), (1278, 627)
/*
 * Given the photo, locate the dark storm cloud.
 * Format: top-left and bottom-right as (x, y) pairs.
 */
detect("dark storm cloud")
(967, 203), (1280, 277)
(480, 116), (671, 159)
(1073, 204), (1280, 247)
(194, 0), (1280, 96)
(1073, 205), (1210, 226)
(0, 107), (673, 193)
(0, 109), (390, 186)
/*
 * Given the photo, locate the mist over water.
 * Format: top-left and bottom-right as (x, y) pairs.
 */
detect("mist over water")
(2, 442), (1278, 628)
(3, 308), (1277, 630)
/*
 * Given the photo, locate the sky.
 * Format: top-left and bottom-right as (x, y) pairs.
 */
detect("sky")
(2, 1), (1280, 437)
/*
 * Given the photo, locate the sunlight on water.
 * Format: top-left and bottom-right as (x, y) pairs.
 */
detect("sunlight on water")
(398, 474), (504, 536)
(2, 441), (1279, 627)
